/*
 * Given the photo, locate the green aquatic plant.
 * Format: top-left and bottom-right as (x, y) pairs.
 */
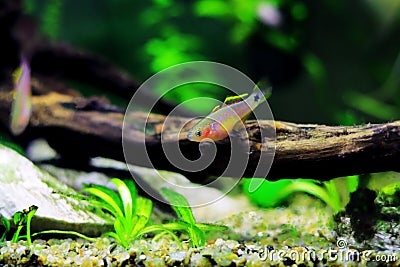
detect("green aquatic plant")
(12, 205), (37, 245)
(160, 188), (228, 248)
(83, 178), (226, 248)
(83, 179), (227, 248)
(276, 179), (343, 213)
(0, 205), (38, 245)
(32, 230), (97, 242)
(82, 178), (156, 248)
(243, 179), (294, 208)
(4, 178), (227, 248)
(1, 206), (97, 244)
(0, 217), (10, 242)
(244, 176), (359, 213)
(343, 91), (400, 120)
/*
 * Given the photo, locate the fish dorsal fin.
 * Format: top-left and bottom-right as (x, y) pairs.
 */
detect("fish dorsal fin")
(223, 93), (248, 106)
(12, 64), (24, 85)
(210, 93), (248, 113)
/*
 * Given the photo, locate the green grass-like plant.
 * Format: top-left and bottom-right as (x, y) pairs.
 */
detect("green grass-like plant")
(82, 178), (156, 248)
(83, 179), (227, 248)
(1, 180), (227, 248)
(276, 180), (343, 213)
(244, 176), (359, 213)
(160, 188), (228, 247)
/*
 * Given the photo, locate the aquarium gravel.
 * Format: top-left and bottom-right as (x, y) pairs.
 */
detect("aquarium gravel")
(1, 237), (399, 267)
(1, 195), (399, 267)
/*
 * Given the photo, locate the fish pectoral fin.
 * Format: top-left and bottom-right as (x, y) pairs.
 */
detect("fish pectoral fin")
(223, 93), (248, 106)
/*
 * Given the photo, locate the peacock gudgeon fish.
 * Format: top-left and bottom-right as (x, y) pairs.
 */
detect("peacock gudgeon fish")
(10, 57), (32, 135)
(187, 83), (271, 142)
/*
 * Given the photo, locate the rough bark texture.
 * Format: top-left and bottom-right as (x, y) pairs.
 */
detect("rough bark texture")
(0, 90), (399, 181)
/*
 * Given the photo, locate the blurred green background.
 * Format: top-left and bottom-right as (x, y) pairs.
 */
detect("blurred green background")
(12, 0), (400, 210)
(24, 0), (400, 124)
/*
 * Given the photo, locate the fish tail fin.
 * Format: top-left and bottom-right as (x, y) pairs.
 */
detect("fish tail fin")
(252, 80), (272, 103)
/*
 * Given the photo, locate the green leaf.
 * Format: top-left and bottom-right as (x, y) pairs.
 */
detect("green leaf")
(124, 179), (138, 207)
(159, 189), (209, 247)
(135, 197), (152, 220)
(12, 225), (24, 243)
(82, 186), (124, 218)
(114, 216), (130, 248)
(125, 179), (138, 219)
(172, 221), (205, 247)
(11, 208), (29, 243)
(347, 175), (359, 193)
(111, 178), (135, 220)
(243, 179), (295, 207)
(104, 231), (120, 241)
(196, 223), (228, 232)
(159, 221), (204, 247)
(1, 217), (10, 242)
(82, 183), (123, 212)
(323, 180), (342, 211)
(114, 217), (126, 238)
(155, 221), (191, 232)
(160, 188), (196, 225)
(25, 205), (38, 245)
(32, 230), (97, 243)
(131, 215), (149, 238)
(13, 211), (25, 226)
(189, 223), (205, 247)
(277, 181), (342, 213)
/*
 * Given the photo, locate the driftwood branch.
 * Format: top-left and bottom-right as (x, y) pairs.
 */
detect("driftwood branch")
(0, 90), (399, 181)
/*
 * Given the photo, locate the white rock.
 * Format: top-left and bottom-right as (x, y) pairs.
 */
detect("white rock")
(0, 144), (112, 235)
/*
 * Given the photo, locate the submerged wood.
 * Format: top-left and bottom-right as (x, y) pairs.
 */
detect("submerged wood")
(0, 90), (399, 181)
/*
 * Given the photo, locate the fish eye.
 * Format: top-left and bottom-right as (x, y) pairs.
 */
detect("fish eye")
(195, 129), (202, 137)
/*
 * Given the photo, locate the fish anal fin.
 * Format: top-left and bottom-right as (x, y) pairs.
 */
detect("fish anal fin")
(223, 93), (248, 106)
(233, 117), (248, 131)
(232, 121), (248, 140)
(241, 114), (250, 123)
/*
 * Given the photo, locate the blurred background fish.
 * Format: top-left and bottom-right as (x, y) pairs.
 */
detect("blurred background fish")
(10, 58), (32, 135)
